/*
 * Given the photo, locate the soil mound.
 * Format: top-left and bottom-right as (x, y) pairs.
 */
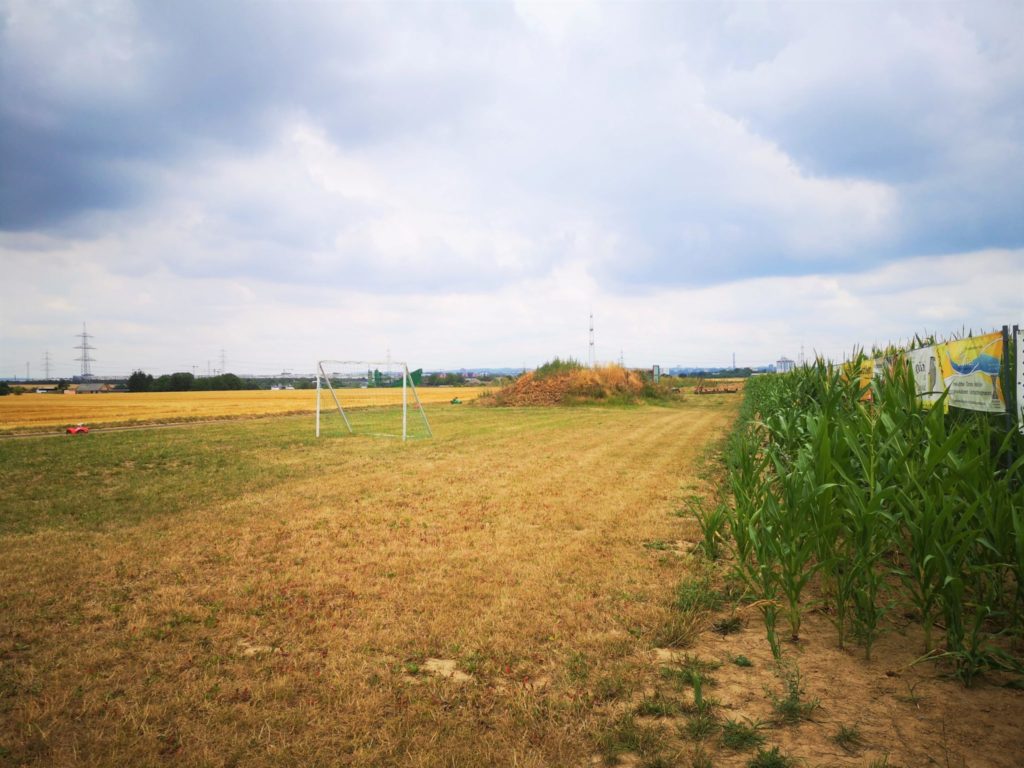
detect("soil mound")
(484, 364), (650, 406)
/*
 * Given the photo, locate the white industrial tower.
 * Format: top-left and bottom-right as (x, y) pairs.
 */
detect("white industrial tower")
(588, 312), (595, 368)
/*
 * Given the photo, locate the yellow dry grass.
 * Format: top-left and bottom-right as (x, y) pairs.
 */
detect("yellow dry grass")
(0, 403), (737, 767)
(0, 387), (489, 432)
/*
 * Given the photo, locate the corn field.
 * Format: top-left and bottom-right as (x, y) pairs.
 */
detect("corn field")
(719, 356), (1024, 685)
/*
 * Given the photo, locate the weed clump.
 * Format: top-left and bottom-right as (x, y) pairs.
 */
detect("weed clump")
(635, 691), (685, 718)
(596, 713), (666, 765)
(833, 723), (864, 752)
(768, 664), (819, 724)
(747, 746), (796, 768)
(720, 718), (766, 750)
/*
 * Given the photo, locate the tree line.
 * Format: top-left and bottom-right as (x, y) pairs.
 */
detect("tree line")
(127, 371), (255, 392)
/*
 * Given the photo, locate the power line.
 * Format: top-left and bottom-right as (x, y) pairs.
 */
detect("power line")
(74, 323), (96, 380)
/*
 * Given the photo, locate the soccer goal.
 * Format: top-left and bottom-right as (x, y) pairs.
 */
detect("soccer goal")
(315, 360), (432, 440)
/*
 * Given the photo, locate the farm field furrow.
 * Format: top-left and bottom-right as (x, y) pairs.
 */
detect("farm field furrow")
(0, 387), (490, 432)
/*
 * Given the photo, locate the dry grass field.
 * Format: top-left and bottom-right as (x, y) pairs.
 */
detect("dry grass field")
(0, 388), (489, 433)
(2, 396), (1020, 767)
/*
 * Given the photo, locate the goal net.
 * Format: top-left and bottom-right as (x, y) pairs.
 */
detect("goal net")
(315, 360), (432, 440)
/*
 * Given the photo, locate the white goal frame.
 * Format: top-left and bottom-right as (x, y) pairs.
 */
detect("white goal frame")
(315, 360), (432, 441)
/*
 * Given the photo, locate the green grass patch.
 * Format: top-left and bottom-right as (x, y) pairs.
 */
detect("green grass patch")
(747, 746), (796, 768)
(720, 718), (766, 751)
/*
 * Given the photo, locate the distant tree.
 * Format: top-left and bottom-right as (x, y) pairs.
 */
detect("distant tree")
(127, 370), (154, 392)
(169, 372), (194, 391)
(0, 382), (11, 396)
(216, 373), (243, 390)
(425, 372), (467, 387)
(154, 372), (194, 392)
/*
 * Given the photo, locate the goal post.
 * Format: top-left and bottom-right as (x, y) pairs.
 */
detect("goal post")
(315, 360), (432, 441)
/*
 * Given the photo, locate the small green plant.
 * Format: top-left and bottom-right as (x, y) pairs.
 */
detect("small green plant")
(694, 501), (728, 560)
(731, 654), (753, 668)
(712, 615), (743, 635)
(769, 664), (819, 724)
(684, 709), (719, 740)
(690, 747), (713, 768)
(660, 655), (721, 696)
(635, 691), (684, 718)
(689, 668), (709, 713)
(833, 723), (864, 753)
(747, 746), (796, 768)
(720, 718), (765, 751)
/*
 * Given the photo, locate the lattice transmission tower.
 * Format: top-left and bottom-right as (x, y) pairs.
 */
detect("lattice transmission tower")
(74, 323), (96, 380)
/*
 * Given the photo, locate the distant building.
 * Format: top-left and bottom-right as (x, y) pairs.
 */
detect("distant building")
(776, 357), (796, 373)
(76, 383), (113, 394)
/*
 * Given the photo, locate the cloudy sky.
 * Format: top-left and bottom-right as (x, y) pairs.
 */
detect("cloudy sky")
(2, 1), (1022, 377)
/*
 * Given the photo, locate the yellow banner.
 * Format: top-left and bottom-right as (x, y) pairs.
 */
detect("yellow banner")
(936, 331), (1005, 414)
(856, 356), (894, 400)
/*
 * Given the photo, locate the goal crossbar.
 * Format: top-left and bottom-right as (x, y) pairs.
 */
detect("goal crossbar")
(315, 360), (432, 441)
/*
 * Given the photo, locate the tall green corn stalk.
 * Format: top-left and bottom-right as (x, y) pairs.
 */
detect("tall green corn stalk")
(723, 348), (1024, 682)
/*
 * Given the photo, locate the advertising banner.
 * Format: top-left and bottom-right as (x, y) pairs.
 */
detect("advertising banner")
(907, 346), (942, 409)
(936, 331), (1006, 414)
(1017, 328), (1023, 434)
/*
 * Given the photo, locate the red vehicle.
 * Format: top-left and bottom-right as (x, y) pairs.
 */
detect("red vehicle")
(66, 424), (90, 435)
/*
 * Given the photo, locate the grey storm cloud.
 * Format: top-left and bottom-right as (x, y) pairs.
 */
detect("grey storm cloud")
(1, 0), (1022, 291)
(0, 1), (499, 228)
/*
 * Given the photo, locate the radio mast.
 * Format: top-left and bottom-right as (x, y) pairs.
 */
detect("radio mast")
(588, 312), (595, 368)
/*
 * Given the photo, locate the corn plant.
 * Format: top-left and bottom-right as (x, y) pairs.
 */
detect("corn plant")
(724, 344), (1024, 682)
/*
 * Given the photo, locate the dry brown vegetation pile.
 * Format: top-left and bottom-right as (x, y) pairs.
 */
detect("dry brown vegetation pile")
(484, 364), (652, 406)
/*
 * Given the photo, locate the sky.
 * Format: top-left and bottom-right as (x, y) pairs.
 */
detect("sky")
(1, 0), (1022, 378)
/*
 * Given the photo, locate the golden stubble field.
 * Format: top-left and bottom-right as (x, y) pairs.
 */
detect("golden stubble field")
(1, 401), (734, 766)
(0, 387), (490, 432)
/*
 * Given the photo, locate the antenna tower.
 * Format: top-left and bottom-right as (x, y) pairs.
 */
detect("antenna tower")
(588, 312), (595, 368)
(42, 351), (51, 380)
(74, 323), (96, 380)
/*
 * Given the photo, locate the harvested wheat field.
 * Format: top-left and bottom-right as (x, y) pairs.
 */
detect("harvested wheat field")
(0, 387), (489, 434)
(1, 400), (1021, 767)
